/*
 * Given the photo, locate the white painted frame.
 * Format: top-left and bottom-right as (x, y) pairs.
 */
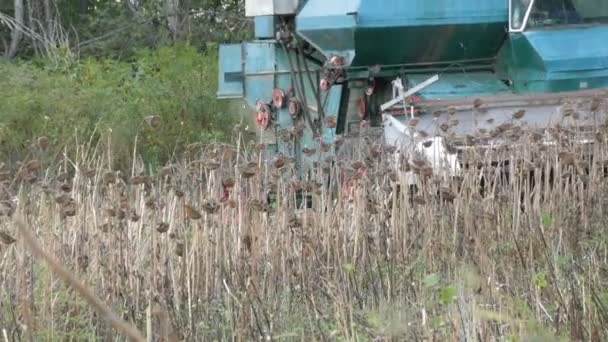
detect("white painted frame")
(509, 0), (536, 32)
(245, 0), (299, 17)
(380, 75), (440, 112)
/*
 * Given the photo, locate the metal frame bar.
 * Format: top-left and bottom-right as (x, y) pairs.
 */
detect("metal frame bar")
(380, 75), (440, 111)
(509, 0), (536, 32)
(416, 87), (608, 110)
(326, 57), (496, 71)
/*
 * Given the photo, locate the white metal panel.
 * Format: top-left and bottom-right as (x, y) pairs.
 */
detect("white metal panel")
(245, 0), (298, 16)
(274, 0), (298, 15)
(245, 0), (274, 16)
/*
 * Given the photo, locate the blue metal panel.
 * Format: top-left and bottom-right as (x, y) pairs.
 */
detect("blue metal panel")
(298, 15), (357, 31)
(255, 16), (275, 39)
(524, 26), (608, 73)
(297, 0), (507, 29)
(321, 85), (342, 143)
(274, 47), (320, 74)
(296, 0), (508, 65)
(244, 76), (274, 108)
(297, 0), (359, 30)
(219, 39), (343, 168)
(297, 0), (360, 20)
(242, 43), (276, 108)
(296, 0), (358, 58)
(409, 73), (511, 100)
(357, 0), (507, 27)
(244, 43), (276, 73)
(217, 44), (244, 98)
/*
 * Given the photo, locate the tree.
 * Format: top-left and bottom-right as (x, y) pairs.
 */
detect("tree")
(1, 0), (250, 60)
(7, 0), (23, 58)
(165, 0), (180, 40)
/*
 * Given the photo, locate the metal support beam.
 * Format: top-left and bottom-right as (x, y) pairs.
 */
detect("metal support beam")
(380, 74), (439, 112)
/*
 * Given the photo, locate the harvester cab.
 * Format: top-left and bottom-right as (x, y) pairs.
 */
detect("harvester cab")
(218, 0), (608, 181)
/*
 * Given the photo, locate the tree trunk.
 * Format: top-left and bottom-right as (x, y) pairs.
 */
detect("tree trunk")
(180, 0), (191, 40)
(1, 35), (8, 57)
(43, 0), (52, 34)
(7, 0), (24, 58)
(165, 0), (180, 41)
(25, 0), (41, 56)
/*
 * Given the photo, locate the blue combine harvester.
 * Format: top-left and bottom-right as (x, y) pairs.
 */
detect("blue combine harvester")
(218, 0), (608, 176)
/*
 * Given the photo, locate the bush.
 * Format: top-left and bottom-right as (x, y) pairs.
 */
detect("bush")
(0, 43), (236, 169)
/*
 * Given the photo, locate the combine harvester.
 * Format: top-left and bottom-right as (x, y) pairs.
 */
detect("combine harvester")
(218, 0), (608, 181)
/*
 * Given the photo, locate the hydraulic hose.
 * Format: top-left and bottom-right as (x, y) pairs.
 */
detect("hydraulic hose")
(280, 40), (320, 138)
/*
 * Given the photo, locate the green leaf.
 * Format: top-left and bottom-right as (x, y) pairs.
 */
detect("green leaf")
(542, 212), (554, 227)
(366, 311), (382, 329)
(342, 263), (354, 274)
(423, 273), (440, 288)
(533, 272), (548, 289)
(440, 287), (456, 305)
(430, 317), (443, 329)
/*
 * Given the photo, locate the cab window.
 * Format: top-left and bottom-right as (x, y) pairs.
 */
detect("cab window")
(511, 0), (534, 30)
(528, 0), (608, 28)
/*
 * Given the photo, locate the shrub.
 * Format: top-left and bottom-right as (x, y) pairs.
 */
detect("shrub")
(0, 43), (236, 169)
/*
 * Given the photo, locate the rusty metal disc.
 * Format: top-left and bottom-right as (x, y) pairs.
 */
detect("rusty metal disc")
(320, 78), (330, 91)
(409, 95), (421, 103)
(330, 55), (344, 67)
(255, 102), (271, 130)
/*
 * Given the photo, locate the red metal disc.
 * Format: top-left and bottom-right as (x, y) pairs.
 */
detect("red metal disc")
(320, 78), (330, 91)
(330, 55), (344, 67)
(357, 96), (366, 120)
(255, 102), (270, 130)
(272, 88), (285, 108)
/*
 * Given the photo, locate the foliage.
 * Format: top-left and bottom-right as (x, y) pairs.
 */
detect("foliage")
(1, 0), (251, 60)
(0, 43), (237, 169)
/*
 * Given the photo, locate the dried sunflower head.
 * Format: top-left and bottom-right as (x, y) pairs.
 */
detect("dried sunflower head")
(185, 205), (202, 219)
(202, 200), (220, 214)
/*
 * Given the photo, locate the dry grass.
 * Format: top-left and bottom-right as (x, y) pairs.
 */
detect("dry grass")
(1, 116), (608, 341)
